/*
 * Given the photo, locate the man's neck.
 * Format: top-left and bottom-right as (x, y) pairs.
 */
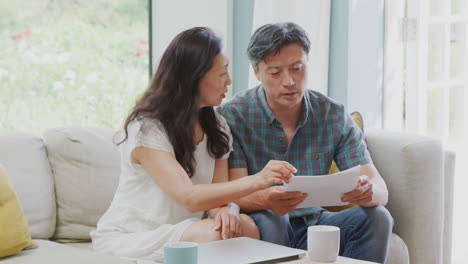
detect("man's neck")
(269, 101), (303, 129)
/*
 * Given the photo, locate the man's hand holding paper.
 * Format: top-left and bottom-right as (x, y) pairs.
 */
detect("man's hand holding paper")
(341, 175), (377, 207)
(263, 186), (308, 216)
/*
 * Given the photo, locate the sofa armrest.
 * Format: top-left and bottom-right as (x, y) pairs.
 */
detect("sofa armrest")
(443, 150), (455, 264)
(365, 130), (445, 264)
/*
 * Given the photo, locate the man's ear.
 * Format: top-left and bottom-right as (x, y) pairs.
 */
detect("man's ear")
(252, 65), (260, 81)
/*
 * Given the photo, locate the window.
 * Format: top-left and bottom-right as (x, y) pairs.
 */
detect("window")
(401, 0), (467, 263)
(0, 0), (150, 134)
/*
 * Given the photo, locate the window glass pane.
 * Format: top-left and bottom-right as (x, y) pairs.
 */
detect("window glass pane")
(427, 24), (446, 81)
(426, 88), (444, 137)
(0, 0), (149, 134)
(451, 0), (465, 15)
(429, 0), (446, 16)
(450, 23), (465, 78)
(449, 86), (464, 142)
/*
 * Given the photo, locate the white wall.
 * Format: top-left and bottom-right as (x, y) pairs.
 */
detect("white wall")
(151, 0), (330, 97)
(152, 0), (233, 89)
(347, 0), (384, 128)
(328, 0), (384, 129)
(248, 0), (331, 95)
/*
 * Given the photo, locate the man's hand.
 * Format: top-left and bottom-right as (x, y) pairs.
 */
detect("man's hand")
(213, 204), (241, 239)
(341, 175), (376, 207)
(264, 186), (308, 216)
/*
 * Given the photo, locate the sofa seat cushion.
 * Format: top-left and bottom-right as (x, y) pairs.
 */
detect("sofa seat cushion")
(65, 242), (94, 251)
(43, 127), (121, 241)
(0, 240), (134, 264)
(0, 132), (56, 239)
(388, 233), (410, 264)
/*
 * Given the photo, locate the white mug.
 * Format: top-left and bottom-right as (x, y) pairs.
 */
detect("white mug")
(307, 225), (340, 262)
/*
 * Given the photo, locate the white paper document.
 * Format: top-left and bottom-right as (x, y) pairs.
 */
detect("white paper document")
(283, 165), (361, 208)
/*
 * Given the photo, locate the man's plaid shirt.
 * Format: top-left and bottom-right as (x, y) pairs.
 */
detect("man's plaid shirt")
(218, 85), (372, 225)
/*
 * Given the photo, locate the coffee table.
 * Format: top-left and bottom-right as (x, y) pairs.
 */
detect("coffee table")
(281, 256), (378, 263)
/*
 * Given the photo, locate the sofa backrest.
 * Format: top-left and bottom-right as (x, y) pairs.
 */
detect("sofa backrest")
(43, 126), (121, 241)
(0, 131), (56, 239)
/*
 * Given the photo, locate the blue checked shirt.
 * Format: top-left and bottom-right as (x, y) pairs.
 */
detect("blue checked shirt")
(218, 85), (372, 225)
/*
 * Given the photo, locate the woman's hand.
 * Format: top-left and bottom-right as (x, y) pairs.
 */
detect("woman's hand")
(213, 203), (241, 239)
(253, 160), (297, 189)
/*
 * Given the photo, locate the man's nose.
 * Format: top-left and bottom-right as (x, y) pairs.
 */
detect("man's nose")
(281, 71), (295, 87)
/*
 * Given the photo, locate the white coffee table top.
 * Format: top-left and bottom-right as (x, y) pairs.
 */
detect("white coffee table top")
(281, 256), (378, 263)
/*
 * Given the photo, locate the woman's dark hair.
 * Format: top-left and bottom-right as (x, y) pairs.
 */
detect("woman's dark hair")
(247, 22), (310, 71)
(119, 27), (230, 177)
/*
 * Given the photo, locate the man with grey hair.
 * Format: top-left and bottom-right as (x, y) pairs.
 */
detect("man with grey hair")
(218, 22), (393, 263)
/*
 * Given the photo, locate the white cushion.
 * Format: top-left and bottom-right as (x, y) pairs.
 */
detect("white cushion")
(387, 233), (410, 264)
(0, 132), (56, 239)
(65, 242), (94, 251)
(1, 240), (133, 264)
(43, 127), (121, 241)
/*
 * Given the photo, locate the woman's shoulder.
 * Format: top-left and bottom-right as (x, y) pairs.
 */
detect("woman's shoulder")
(134, 117), (164, 132)
(117, 117), (169, 144)
(214, 111), (231, 134)
(127, 117), (175, 153)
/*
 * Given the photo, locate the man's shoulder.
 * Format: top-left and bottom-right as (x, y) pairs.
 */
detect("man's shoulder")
(306, 89), (341, 107)
(306, 90), (346, 115)
(218, 86), (260, 115)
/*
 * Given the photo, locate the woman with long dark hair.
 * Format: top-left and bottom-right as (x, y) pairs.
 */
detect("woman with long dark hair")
(90, 27), (296, 258)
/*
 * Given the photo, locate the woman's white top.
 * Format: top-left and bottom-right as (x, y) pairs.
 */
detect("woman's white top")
(91, 113), (232, 258)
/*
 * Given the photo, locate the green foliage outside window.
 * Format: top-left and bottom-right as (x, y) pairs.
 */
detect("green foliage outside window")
(0, 0), (149, 134)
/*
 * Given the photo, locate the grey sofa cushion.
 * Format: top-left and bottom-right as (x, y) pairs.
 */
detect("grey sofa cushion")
(0, 132), (56, 239)
(1, 240), (133, 264)
(43, 127), (120, 241)
(387, 233), (409, 264)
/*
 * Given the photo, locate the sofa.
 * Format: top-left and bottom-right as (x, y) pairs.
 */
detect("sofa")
(0, 126), (455, 264)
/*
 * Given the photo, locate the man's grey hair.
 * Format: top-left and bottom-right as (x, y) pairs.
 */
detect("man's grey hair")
(247, 22), (310, 71)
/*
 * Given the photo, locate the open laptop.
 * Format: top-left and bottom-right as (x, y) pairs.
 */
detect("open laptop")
(198, 237), (306, 264)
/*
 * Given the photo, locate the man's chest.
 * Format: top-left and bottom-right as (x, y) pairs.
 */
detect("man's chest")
(238, 124), (336, 175)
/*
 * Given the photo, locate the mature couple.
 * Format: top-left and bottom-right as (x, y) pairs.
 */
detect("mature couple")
(91, 22), (393, 263)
